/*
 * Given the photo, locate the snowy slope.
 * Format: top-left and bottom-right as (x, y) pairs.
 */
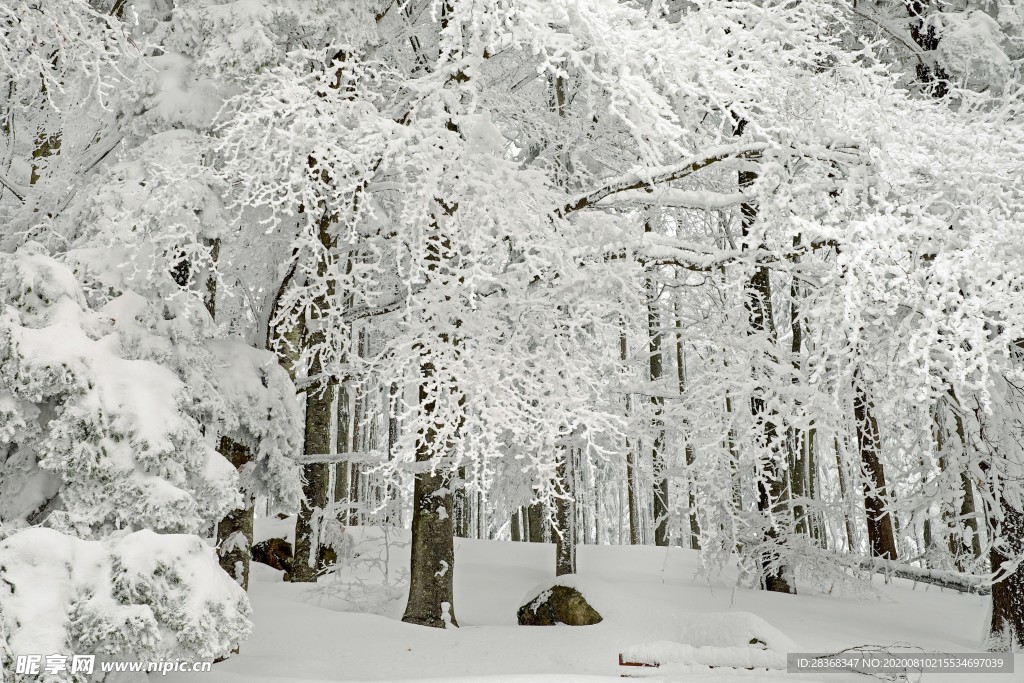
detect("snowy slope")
(161, 523), (1022, 682)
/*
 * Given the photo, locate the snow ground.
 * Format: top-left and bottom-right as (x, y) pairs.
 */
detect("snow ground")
(160, 519), (1022, 683)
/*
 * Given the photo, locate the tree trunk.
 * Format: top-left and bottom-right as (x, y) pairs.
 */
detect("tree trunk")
(402, 359), (458, 628)
(988, 493), (1024, 650)
(527, 499), (545, 543)
(403, 465), (458, 627)
(385, 381), (400, 523)
(292, 213), (336, 582)
(620, 323), (642, 545)
(554, 446), (576, 575)
(334, 383), (351, 523)
(348, 339), (364, 526)
(947, 403), (984, 565)
(724, 387), (744, 516)
(673, 299), (700, 549)
(453, 466), (470, 538)
(973, 362), (1024, 651)
(292, 386), (333, 582)
(788, 263), (811, 538)
(834, 436), (856, 553)
(852, 374), (898, 560)
(216, 437), (254, 591)
(737, 129), (794, 594)
(401, 140), (464, 622)
(511, 509), (522, 542)
(645, 227), (669, 547)
(204, 235), (256, 596)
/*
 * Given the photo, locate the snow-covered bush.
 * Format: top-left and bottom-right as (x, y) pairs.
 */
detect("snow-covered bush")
(0, 528), (251, 680)
(0, 244), (240, 535)
(0, 243), (300, 672)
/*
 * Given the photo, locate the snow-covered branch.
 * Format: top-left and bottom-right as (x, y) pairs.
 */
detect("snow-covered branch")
(557, 142), (767, 216)
(596, 188), (752, 210)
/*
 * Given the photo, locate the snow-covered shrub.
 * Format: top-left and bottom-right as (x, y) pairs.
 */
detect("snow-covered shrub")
(0, 244), (291, 675)
(0, 244), (239, 535)
(0, 528), (251, 680)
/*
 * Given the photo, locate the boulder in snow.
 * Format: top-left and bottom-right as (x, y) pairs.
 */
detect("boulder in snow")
(518, 580), (603, 626)
(251, 538), (293, 575)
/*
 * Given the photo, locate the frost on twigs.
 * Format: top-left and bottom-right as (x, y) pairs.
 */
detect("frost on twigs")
(313, 527), (409, 616)
(0, 528), (252, 681)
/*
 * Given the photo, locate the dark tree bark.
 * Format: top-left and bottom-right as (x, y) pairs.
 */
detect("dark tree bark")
(788, 258), (813, 538)
(619, 322), (642, 545)
(905, 0), (949, 98)
(645, 222), (669, 547)
(334, 383), (351, 523)
(292, 386), (333, 582)
(402, 358), (458, 628)
(216, 437), (254, 591)
(971, 361), (1024, 651)
(30, 131), (61, 187)
(200, 232), (257, 598)
(723, 386), (744, 517)
(989, 494), (1024, 650)
(946, 403), (984, 565)
(554, 447), (576, 576)
(527, 499), (546, 543)
(852, 374), (898, 560)
(453, 466), (470, 538)
(292, 214), (336, 582)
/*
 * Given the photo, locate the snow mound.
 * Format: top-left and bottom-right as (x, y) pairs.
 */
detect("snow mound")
(620, 640), (787, 669)
(677, 611), (797, 652)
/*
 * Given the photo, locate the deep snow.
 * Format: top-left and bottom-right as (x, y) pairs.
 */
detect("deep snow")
(160, 518), (1022, 682)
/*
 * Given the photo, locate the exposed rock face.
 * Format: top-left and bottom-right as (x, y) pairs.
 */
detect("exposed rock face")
(517, 584), (603, 626)
(251, 537), (293, 575)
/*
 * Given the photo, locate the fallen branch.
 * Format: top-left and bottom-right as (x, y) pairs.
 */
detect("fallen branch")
(848, 556), (989, 595)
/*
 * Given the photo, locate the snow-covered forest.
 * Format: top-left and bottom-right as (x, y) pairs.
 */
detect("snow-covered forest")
(1, 0), (1023, 680)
